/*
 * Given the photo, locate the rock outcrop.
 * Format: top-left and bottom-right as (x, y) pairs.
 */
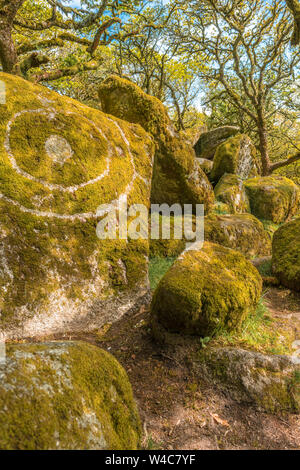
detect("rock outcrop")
(151, 242), (262, 340)
(0, 341), (141, 450)
(272, 217), (300, 291)
(98, 75), (215, 210)
(214, 173), (250, 214)
(210, 134), (258, 183)
(194, 126), (240, 159)
(205, 213), (271, 258)
(244, 176), (300, 223)
(0, 72), (155, 339)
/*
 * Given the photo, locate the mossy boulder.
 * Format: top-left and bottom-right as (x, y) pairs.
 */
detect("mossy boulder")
(214, 173), (250, 214)
(0, 72), (155, 339)
(194, 126), (240, 159)
(244, 176), (300, 223)
(200, 347), (300, 414)
(204, 213), (271, 258)
(151, 242), (262, 340)
(196, 158), (213, 176)
(149, 215), (186, 258)
(0, 341), (141, 449)
(210, 134), (258, 184)
(272, 217), (300, 291)
(98, 76), (214, 211)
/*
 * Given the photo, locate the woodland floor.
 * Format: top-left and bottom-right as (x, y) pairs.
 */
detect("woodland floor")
(27, 286), (300, 450)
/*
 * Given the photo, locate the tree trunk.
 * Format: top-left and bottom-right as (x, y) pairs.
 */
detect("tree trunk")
(0, 0), (26, 73)
(257, 110), (271, 176)
(0, 22), (17, 73)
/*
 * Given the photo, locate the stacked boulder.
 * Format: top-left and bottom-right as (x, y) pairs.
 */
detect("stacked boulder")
(98, 75), (215, 210)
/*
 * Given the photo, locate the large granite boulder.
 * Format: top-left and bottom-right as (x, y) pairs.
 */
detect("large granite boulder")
(200, 347), (300, 414)
(0, 72), (155, 339)
(205, 213), (272, 258)
(244, 176), (300, 223)
(0, 341), (141, 449)
(151, 242), (262, 340)
(214, 173), (250, 214)
(194, 126), (240, 159)
(210, 134), (258, 184)
(272, 217), (300, 291)
(98, 76), (215, 210)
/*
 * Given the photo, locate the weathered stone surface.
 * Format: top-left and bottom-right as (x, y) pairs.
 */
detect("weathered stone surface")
(0, 341), (141, 449)
(244, 176), (300, 223)
(194, 126), (240, 159)
(98, 76), (215, 211)
(272, 217), (300, 291)
(205, 213), (272, 258)
(214, 173), (250, 214)
(196, 158), (214, 176)
(210, 134), (258, 183)
(0, 72), (155, 339)
(151, 242), (262, 340)
(200, 347), (300, 413)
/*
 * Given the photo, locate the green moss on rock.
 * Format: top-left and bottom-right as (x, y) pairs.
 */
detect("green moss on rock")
(214, 173), (250, 214)
(244, 176), (300, 223)
(0, 341), (141, 449)
(0, 72), (154, 338)
(151, 242), (262, 339)
(210, 134), (258, 183)
(272, 217), (300, 291)
(204, 213), (272, 258)
(98, 76), (215, 211)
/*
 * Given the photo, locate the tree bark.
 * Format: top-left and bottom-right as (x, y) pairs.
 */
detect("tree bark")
(0, 0), (26, 73)
(257, 109), (272, 176)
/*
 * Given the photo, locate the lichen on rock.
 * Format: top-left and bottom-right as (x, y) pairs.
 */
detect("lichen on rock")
(210, 134), (258, 184)
(0, 341), (141, 449)
(0, 72), (154, 339)
(244, 176), (300, 223)
(98, 75), (215, 211)
(214, 173), (250, 214)
(204, 213), (272, 258)
(151, 242), (262, 340)
(272, 217), (300, 291)
(199, 347), (300, 414)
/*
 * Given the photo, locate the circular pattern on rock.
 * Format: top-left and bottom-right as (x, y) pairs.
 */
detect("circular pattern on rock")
(2, 108), (148, 219)
(45, 134), (73, 165)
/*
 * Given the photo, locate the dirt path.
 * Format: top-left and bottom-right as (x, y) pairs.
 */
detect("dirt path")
(36, 287), (300, 450)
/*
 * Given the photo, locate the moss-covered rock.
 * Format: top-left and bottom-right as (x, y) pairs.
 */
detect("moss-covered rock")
(210, 134), (258, 184)
(244, 176), (300, 223)
(196, 158), (213, 176)
(98, 76), (214, 211)
(0, 72), (155, 339)
(204, 214), (271, 258)
(214, 173), (250, 214)
(272, 217), (300, 291)
(149, 215), (186, 258)
(0, 341), (141, 449)
(151, 242), (262, 340)
(194, 126), (240, 159)
(200, 347), (300, 414)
